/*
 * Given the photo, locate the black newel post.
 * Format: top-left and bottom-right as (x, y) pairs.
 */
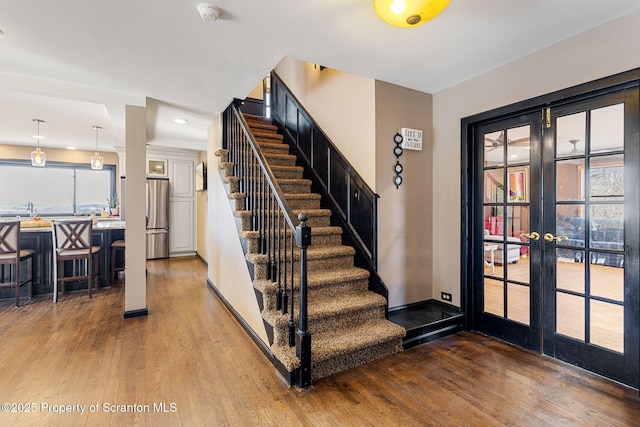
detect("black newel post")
(295, 212), (312, 389)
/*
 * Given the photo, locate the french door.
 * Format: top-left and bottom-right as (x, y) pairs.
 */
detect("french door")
(472, 86), (639, 388)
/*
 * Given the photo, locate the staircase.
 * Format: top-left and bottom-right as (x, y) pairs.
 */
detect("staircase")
(217, 111), (405, 383)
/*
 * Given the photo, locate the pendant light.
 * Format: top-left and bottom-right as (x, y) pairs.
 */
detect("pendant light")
(31, 119), (47, 167)
(90, 125), (104, 170)
(374, 0), (450, 28)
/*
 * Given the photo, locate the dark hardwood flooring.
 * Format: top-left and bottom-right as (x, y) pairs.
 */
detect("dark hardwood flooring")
(0, 256), (639, 426)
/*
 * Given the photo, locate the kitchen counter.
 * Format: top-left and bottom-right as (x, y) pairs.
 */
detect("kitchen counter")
(18, 218), (125, 232)
(0, 219), (126, 302)
(95, 220), (125, 229)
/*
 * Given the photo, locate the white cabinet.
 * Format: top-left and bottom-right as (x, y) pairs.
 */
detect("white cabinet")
(118, 147), (199, 256)
(168, 158), (196, 255)
(169, 159), (194, 197)
(170, 199), (195, 253)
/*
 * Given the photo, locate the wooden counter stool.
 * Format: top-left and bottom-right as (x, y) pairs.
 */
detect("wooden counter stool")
(0, 220), (34, 307)
(53, 219), (101, 298)
(111, 240), (126, 281)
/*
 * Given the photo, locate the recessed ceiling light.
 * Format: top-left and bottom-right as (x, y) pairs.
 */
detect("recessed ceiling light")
(32, 135), (45, 140)
(174, 118), (188, 124)
(66, 146), (77, 150)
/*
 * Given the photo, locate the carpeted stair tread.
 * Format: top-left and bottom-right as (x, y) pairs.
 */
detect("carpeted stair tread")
(235, 208), (331, 230)
(233, 210), (252, 219)
(269, 320), (405, 373)
(219, 161), (234, 175)
(246, 118), (276, 125)
(310, 320), (406, 364)
(307, 292), (386, 318)
(261, 292), (386, 331)
(293, 208), (331, 221)
(252, 131), (283, 141)
(256, 141), (289, 154)
(284, 193), (321, 202)
(242, 225), (341, 253)
(246, 245), (355, 264)
(246, 121), (278, 132)
(263, 152), (297, 166)
(306, 245), (355, 259)
(270, 165), (305, 179)
(242, 112), (273, 123)
(305, 266), (368, 287)
(224, 176), (239, 185)
(252, 266), (367, 293)
(252, 266), (368, 298)
(242, 225), (340, 240)
(277, 178), (312, 185)
(228, 192), (244, 200)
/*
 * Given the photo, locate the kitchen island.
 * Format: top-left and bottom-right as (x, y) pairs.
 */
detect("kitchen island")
(0, 219), (125, 302)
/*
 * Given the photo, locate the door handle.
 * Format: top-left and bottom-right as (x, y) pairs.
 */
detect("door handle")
(520, 232), (540, 241)
(543, 233), (569, 242)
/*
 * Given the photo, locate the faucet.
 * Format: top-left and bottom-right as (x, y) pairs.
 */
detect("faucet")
(27, 201), (35, 218)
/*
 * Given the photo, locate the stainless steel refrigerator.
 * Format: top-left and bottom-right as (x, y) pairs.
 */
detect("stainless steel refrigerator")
(146, 178), (170, 259)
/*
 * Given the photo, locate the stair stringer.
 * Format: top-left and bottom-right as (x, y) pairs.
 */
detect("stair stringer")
(207, 148), (274, 350)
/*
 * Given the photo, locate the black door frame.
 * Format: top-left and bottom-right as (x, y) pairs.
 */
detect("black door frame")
(461, 68), (640, 387)
(471, 112), (543, 351)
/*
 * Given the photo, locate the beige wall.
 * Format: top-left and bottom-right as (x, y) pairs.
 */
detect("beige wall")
(375, 81), (433, 308)
(247, 82), (264, 100)
(196, 150), (208, 260)
(274, 57), (377, 189)
(432, 10), (640, 307)
(0, 144), (119, 175)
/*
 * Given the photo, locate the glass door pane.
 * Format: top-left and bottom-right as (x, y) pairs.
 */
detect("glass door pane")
(543, 88), (638, 388)
(476, 115), (541, 351)
(553, 103), (625, 353)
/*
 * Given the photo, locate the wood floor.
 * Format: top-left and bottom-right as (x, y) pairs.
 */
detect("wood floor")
(484, 255), (626, 352)
(1, 257), (639, 426)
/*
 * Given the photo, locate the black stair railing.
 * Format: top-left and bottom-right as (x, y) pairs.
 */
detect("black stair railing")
(225, 101), (312, 388)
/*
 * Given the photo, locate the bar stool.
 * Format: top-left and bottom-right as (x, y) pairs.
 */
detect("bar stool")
(0, 220), (34, 307)
(111, 240), (126, 281)
(52, 219), (101, 298)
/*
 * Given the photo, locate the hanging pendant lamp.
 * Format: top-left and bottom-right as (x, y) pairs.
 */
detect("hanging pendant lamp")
(90, 125), (104, 170)
(31, 119), (47, 167)
(374, 0), (450, 28)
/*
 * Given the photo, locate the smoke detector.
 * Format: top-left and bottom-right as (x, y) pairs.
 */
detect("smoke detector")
(197, 3), (220, 21)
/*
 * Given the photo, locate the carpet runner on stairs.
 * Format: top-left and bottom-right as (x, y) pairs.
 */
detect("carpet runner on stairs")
(219, 113), (405, 381)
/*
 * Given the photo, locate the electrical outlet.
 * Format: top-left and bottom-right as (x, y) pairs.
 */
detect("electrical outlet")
(441, 292), (452, 302)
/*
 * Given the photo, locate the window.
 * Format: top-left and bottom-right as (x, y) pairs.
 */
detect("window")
(0, 161), (115, 216)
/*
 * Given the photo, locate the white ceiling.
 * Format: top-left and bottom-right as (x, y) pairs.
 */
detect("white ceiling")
(1, 0), (639, 154)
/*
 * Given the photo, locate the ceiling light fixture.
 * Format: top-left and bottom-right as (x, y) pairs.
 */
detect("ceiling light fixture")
(31, 119), (46, 167)
(174, 118), (188, 124)
(90, 125), (104, 170)
(569, 139), (580, 154)
(374, 0), (450, 28)
(197, 3), (220, 21)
